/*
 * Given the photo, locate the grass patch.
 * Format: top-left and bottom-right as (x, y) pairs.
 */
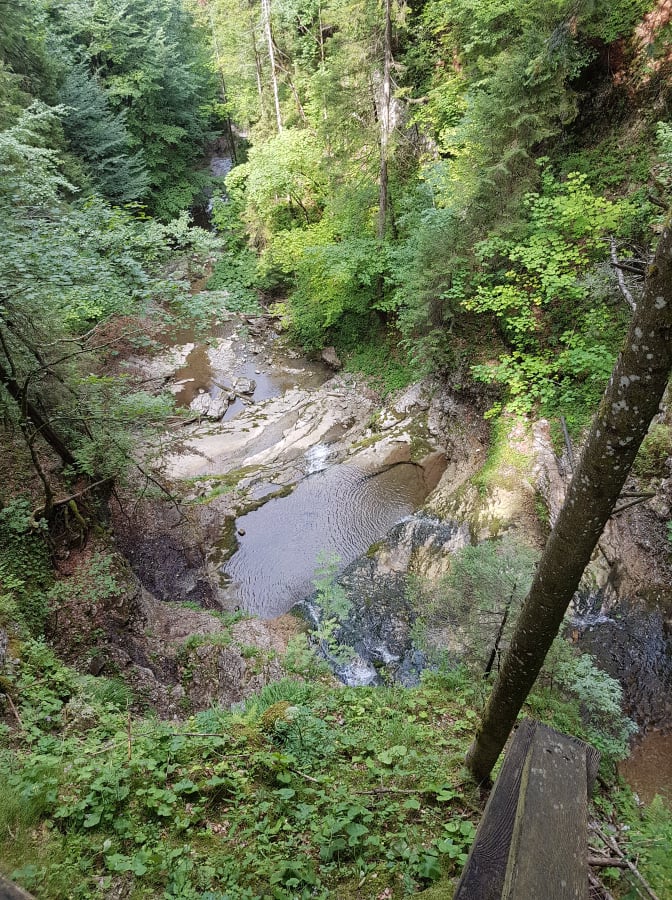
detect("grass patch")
(0, 629), (655, 900)
(470, 415), (530, 497)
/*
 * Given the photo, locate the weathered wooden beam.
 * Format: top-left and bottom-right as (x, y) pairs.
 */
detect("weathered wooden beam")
(0, 875), (36, 900)
(454, 719), (537, 900)
(502, 724), (588, 899)
(455, 720), (599, 900)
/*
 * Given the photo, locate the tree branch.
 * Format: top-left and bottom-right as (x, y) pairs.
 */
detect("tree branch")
(590, 822), (660, 900)
(609, 237), (636, 312)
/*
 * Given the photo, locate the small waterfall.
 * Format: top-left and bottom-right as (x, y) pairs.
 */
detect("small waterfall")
(304, 442), (332, 474)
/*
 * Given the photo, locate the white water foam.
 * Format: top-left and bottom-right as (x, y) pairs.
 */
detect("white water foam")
(304, 442), (332, 474)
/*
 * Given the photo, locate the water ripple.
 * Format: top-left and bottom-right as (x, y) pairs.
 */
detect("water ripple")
(221, 462), (427, 618)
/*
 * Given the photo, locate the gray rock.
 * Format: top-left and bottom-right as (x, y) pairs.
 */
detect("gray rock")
(235, 377), (256, 396)
(189, 392), (229, 420)
(321, 346), (342, 370)
(296, 517), (467, 686)
(180, 643), (287, 710)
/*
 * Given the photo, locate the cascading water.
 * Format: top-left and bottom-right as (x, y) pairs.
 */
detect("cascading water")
(304, 442), (332, 474)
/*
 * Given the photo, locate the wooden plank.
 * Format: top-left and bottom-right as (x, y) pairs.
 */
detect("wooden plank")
(454, 719), (538, 900)
(0, 875), (36, 900)
(502, 723), (588, 900)
(547, 725), (601, 795)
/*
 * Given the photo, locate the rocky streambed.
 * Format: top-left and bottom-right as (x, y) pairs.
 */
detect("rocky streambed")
(105, 298), (672, 802)
(102, 305), (488, 709)
(119, 311), (485, 621)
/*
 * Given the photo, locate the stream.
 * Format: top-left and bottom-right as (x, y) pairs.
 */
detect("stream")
(221, 460), (428, 618)
(572, 591), (672, 803)
(144, 310), (444, 623)
(126, 143), (672, 804)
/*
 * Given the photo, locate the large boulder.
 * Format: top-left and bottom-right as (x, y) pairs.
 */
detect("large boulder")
(190, 391), (230, 420)
(321, 346), (342, 370)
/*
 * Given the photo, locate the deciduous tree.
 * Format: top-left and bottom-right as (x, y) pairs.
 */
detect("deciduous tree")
(465, 213), (672, 783)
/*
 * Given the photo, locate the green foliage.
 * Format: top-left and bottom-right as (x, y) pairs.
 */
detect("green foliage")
(310, 553), (354, 663)
(0, 102), (215, 484)
(392, 200), (470, 375)
(559, 133), (653, 193)
(289, 236), (388, 349)
(467, 170), (631, 426)
(656, 121), (672, 192)
(543, 639), (636, 762)
(413, 535), (539, 672)
(228, 130), (327, 241)
(0, 640), (493, 898)
(621, 796), (672, 896)
(411, 535), (634, 766)
(47, 551), (123, 615)
(50, 0), (218, 219)
(633, 424), (672, 480)
(0, 498), (52, 635)
(205, 246), (263, 315)
(58, 62), (149, 203)
(345, 341), (418, 397)
(0, 0), (54, 126)
(0, 592), (661, 900)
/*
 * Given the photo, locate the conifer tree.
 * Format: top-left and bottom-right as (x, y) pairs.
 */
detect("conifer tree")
(59, 63), (149, 202)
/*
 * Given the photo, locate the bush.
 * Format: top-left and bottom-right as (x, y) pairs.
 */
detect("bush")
(633, 424), (672, 480)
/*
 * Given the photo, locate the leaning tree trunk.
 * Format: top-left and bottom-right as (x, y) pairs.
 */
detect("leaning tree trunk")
(0, 358), (77, 467)
(466, 215), (672, 783)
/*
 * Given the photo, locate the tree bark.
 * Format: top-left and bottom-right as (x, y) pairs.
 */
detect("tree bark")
(377, 0), (393, 242)
(261, 0), (283, 133)
(247, 1), (265, 117)
(466, 215), (672, 783)
(0, 358), (77, 467)
(207, 2), (238, 163)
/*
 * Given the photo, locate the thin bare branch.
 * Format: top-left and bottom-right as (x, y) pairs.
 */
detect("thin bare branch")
(590, 822), (660, 900)
(610, 237), (636, 312)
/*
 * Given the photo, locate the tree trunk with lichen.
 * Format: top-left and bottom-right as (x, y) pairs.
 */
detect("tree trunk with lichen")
(261, 0), (282, 133)
(377, 0), (393, 242)
(466, 215), (672, 783)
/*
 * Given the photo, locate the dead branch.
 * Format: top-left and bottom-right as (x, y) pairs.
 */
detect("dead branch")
(611, 261), (646, 276)
(610, 238), (636, 312)
(588, 856), (630, 868)
(32, 477), (113, 521)
(612, 494), (655, 516)
(560, 415), (575, 472)
(647, 193), (668, 211)
(590, 822), (660, 900)
(356, 787), (425, 795)
(3, 691), (24, 729)
(589, 870), (617, 900)
(289, 768), (322, 784)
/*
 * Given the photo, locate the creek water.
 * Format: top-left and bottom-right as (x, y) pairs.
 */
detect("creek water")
(162, 319), (434, 620)
(573, 593), (672, 801)
(191, 155), (233, 228)
(220, 460), (429, 619)
(169, 320), (329, 420)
